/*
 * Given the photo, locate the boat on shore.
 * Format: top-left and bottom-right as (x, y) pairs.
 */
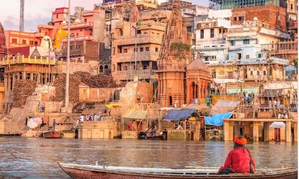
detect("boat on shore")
(42, 131), (63, 138)
(58, 162), (297, 179)
(0, 133), (21, 137)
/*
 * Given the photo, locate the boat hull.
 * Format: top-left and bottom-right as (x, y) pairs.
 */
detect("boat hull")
(43, 131), (63, 138)
(58, 163), (298, 179)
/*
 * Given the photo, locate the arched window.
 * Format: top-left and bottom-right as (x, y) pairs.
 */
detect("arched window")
(104, 65), (108, 71)
(100, 66), (103, 72)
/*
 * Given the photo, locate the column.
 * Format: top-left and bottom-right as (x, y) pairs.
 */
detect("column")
(294, 122), (297, 142)
(30, 73), (33, 80)
(286, 121), (292, 143)
(224, 120), (233, 141)
(264, 122), (270, 142)
(253, 122), (259, 142)
(22, 72), (26, 80)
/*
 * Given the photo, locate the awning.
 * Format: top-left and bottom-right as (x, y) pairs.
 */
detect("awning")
(262, 89), (283, 97)
(210, 99), (240, 114)
(182, 103), (207, 111)
(122, 109), (147, 119)
(164, 109), (197, 120)
(270, 122), (285, 128)
(205, 112), (232, 126)
(106, 103), (121, 108)
(27, 117), (43, 129)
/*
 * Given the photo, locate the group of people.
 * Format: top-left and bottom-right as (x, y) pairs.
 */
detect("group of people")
(37, 102), (46, 112)
(268, 99), (281, 108)
(144, 124), (157, 137)
(77, 114), (102, 125)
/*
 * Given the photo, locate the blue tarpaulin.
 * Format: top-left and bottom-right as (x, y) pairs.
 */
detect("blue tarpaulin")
(164, 109), (197, 120)
(204, 112), (233, 126)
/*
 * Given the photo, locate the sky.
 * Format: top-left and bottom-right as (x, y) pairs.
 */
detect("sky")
(0, 0), (209, 32)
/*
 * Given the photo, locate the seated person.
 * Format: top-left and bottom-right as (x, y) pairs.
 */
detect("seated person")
(218, 136), (255, 174)
(176, 124), (183, 130)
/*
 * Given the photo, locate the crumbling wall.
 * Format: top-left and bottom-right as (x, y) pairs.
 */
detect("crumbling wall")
(13, 80), (37, 108)
(74, 71), (120, 88)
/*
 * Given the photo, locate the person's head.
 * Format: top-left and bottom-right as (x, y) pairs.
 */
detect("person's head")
(233, 136), (247, 149)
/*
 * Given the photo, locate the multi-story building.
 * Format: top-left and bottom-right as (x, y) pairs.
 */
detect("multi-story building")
(231, 4), (287, 31)
(287, 0), (298, 40)
(111, 4), (171, 84)
(4, 30), (40, 50)
(209, 0), (287, 9)
(0, 23), (6, 58)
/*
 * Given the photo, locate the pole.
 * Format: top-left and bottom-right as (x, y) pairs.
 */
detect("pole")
(65, 0), (71, 108)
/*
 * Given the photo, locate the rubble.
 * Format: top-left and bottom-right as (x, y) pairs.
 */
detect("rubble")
(74, 71), (120, 88)
(13, 80), (37, 107)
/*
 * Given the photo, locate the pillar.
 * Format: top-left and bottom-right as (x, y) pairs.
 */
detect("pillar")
(264, 122), (270, 142)
(253, 122), (259, 142)
(22, 72), (26, 80)
(294, 122), (297, 142)
(224, 120), (233, 141)
(286, 121), (292, 143)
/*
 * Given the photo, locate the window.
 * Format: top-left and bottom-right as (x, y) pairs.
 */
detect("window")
(140, 47), (144, 52)
(264, 71), (266, 75)
(239, 16), (244, 21)
(200, 30), (204, 39)
(251, 71), (253, 75)
(124, 49), (128, 53)
(155, 47), (159, 52)
(137, 30), (141, 34)
(76, 33), (79, 37)
(146, 47), (149, 51)
(30, 41), (34, 46)
(84, 19), (87, 23)
(231, 40), (235, 46)
(22, 40), (27, 44)
(291, 4), (293, 10)
(234, 17), (237, 21)
(113, 47), (115, 54)
(243, 39), (250, 44)
(210, 29), (214, 38)
(257, 71), (260, 75)
(134, 47), (138, 52)
(56, 14), (58, 19)
(124, 66), (127, 71)
(219, 29), (222, 33)
(246, 55), (250, 59)
(258, 54), (262, 58)
(187, 26), (192, 32)
(12, 38), (17, 43)
(237, 53), (242, 60)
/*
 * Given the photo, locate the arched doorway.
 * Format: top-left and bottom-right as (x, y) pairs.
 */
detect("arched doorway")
(169, 96), (173, 106)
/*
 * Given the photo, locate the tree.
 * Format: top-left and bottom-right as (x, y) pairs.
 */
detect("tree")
(170, 42), (191, 61)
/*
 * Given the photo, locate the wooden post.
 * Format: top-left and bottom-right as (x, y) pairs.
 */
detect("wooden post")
(286, 121), (292, 143)
(294, 122), (297, 142)
(253, 122), (259, 142)
(264, 122), (270, 142)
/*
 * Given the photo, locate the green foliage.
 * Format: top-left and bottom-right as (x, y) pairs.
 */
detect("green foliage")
(170, 42), (191, 60)
(294, 58), (298, 70)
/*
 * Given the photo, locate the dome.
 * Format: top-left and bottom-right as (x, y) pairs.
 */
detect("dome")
(187, 58), (209, 72)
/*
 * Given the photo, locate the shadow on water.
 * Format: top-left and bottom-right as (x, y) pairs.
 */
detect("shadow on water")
(0, 138), (297, 178)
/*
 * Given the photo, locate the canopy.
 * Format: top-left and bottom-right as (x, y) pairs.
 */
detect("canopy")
(270, 122), (285, 128)
(182, 103), (207, 111)
(210, 99), (240, 114)
(262, 89), (283, 98)
(285, 65), (297, 72)
(205, 112), (232, 126)
(122, 109), (147, 119)
(164, 109), (197, 120)
(27, 117), (43, 129)
(106, 103), (121, 108)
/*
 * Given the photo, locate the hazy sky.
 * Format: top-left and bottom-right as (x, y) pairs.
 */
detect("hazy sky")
(0, 0), (209, 32)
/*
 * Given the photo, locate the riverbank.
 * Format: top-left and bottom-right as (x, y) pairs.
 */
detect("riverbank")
(0, 138), (297, 179)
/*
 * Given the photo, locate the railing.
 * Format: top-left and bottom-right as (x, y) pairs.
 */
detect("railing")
(62, 22), (94, 30)
(0, 56), (56, 65)
(61, 36), (94, 42)
(261, 41), (298, 55)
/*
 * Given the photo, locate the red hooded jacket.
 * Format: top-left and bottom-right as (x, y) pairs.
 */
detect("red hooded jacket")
(223, 147), (256, 173)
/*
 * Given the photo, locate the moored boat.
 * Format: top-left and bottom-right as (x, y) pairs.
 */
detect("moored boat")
(42, 131), (63, 138)
(58, 162), (297, 179)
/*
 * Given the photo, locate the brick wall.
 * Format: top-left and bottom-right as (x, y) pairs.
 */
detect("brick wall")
(232, 4), (287, 31)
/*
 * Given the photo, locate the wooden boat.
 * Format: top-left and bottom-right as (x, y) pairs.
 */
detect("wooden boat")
(42, 131), (64, 138)
(0, 133), (21, 137)
(138, 132), (166, 140)
(58, 162), (298, 179)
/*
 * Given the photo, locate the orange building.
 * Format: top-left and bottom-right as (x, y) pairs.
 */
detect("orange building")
(0, 23), (6, 58)
(4, 30), (40, 49)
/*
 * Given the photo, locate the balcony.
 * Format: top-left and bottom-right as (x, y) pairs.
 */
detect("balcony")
(62, 36), (94, 42)
(112, 51), (159, 63)
(0, 56), (56, 66)
(62, 22), (93, 30)
(261, 41), (298, 55)
(113, 34), (162, 46)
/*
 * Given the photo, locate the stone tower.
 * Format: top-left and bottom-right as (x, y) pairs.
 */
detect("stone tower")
(156, 0), (192, 107)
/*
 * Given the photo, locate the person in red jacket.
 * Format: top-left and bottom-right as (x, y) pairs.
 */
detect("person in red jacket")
(218, 136), (256, 174)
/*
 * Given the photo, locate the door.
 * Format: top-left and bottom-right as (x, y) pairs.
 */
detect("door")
(274, 128), (280, 142)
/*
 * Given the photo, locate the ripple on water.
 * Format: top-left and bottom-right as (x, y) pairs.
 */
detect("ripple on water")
(0, 138), (296, 179)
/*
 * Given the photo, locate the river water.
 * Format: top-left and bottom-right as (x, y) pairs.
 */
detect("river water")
(0, 138), (297, 179)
